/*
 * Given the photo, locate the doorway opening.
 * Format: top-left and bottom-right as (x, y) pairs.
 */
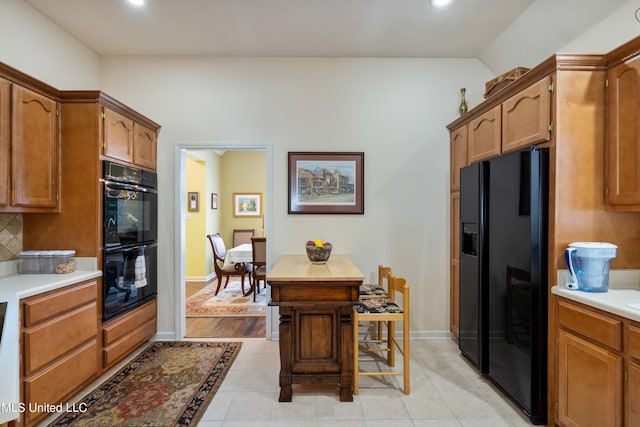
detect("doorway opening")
(175, 144), (272, 341)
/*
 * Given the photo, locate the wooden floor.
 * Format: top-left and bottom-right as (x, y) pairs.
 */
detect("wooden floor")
(185, 280), (266, 339)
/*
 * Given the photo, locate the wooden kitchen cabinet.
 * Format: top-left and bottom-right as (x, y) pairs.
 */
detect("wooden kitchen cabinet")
(557, 329), (623, 427)
(102, 105), (158, 170)
(102, 298), (157, 369)
(450, 125), (467, 191)
(449, 192), (460, 337)
(0, 70), (60, 212)
(133, 122), (157, 170)
(555, 297), (640, 427)
(448, 126), (465, 337)
(0, 77), (9, 207)
(467, 105), (501, 163)
(12, 86), (59, 209)
(102, 106), (134, 163)
(606, 53), (640, 209)
(21, 280), (99, 426)
(502, 75), (551, 153)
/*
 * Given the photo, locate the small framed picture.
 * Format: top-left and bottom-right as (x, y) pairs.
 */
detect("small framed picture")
(187, 192), (199, 212)
(233, 193), (262, 218)
(211, 193), (218, 210)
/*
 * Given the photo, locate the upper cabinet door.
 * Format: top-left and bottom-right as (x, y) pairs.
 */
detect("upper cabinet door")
(450, 125), (467, 191)
(468, 105), (501, 163)
(0, 78), (10, 207)
(607, 57), (640, 206)
(501, 76), (552, 154)
(11, 86), (59, 208)
(133, 123), (157, 171)
(102, 107), (134, 163)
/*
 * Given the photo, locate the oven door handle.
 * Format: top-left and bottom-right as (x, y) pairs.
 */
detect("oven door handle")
(103, 180), (158, 194)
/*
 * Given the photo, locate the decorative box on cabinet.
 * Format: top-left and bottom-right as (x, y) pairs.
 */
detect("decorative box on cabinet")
(467, 105), (501, 163)
(102, 299), (157, 369)
(0, 65), (60, 213)
(21, 280), (99, 427)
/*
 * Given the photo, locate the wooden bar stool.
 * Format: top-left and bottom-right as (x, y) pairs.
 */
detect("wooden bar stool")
(353, 273), (410, 395)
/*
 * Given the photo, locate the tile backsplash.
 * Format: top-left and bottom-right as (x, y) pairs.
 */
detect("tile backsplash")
(0, 214), (23, 261)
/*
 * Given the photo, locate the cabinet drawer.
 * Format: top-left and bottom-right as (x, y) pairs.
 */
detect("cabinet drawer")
(23, 302), (97, 375)
(628, 324), (640, 361)
(23, 280), (97, 327)
(558, 300), (622, 351)
(23, 340), (98, 426)
(103, 318), (156, 368)
(103, 299), (156, 346)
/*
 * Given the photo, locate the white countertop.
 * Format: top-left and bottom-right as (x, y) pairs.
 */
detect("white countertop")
(553, 269), (640, 322)
(0, 258), (101, 424)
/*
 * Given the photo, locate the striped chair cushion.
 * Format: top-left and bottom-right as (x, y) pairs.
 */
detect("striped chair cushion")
(355, 298), (403, 314)
(359, 284), (387, 297)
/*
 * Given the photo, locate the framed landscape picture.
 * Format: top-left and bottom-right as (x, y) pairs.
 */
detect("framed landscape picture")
(288, 152), (364, 214)
(233, 193), (262, 217)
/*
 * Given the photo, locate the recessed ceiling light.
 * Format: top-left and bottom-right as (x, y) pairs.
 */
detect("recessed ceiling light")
(431, 0), (453, 7)
(128, 0), (145, 6)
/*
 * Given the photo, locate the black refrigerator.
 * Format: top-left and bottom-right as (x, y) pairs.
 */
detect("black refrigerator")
(459, 147), (548, 425)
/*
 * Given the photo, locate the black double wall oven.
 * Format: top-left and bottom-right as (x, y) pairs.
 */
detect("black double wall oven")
(102, 161), (158, 322)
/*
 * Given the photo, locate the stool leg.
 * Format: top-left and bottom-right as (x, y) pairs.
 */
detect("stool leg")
(388, 320), (395, 367)
(403, 318), (410, 394)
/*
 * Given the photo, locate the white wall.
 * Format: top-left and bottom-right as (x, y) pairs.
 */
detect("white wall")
(0, 0), (100, 89)
(560, 0), (640, 53)
(480, 0), (632, 74)
(99, 56), (494, 338)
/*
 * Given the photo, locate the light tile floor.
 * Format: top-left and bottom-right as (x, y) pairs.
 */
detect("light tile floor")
(196, 337), (537, 427)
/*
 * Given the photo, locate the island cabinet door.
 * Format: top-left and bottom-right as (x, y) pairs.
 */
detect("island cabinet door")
(291, 306), (342, 373)
(557, 329), (623, 427)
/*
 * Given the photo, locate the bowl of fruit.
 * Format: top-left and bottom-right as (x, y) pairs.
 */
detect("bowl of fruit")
(305, 240), (332, 264)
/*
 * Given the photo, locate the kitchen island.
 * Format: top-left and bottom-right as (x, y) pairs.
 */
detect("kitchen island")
(267, 255), (364, 402)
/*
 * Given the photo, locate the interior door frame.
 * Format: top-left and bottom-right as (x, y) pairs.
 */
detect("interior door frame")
(175, 143), (273, 340)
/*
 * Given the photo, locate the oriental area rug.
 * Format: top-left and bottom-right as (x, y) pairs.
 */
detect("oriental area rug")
(186, 279), (267, 317)
(48, 341), (241, 427)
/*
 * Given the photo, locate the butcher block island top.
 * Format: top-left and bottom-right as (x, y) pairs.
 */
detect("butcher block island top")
(267, 254), (364, 402)
(267, 254), (364, 282)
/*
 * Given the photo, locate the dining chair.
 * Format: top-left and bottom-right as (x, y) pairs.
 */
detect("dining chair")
(353, 272), (410, 395)
(250, 237), (267, 302)
(207, 233), (251, 295)
(233, 229), (255, 247)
